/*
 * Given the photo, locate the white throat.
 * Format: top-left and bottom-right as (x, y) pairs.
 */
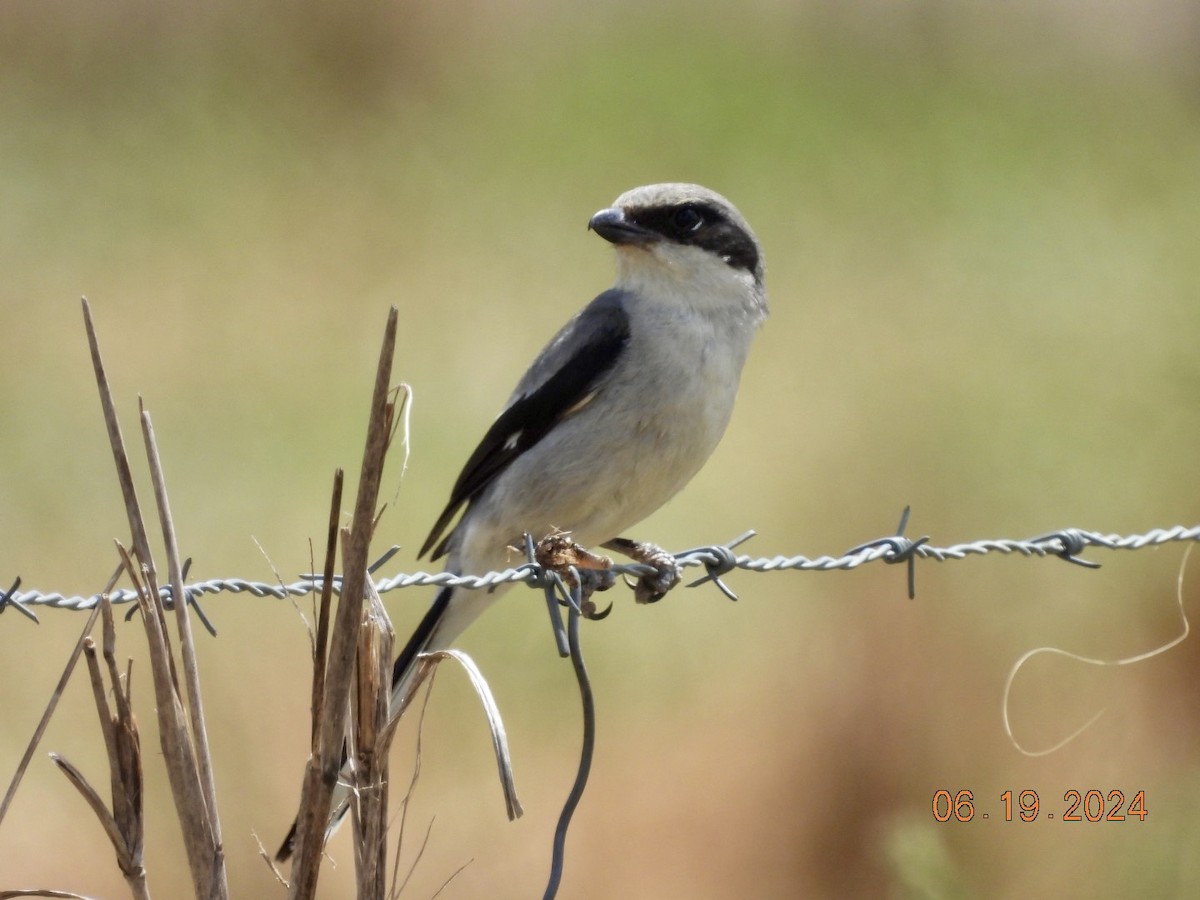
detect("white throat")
(612, 243), (764, 317)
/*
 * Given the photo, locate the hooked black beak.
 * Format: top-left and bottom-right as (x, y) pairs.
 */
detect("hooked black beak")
(588, 207), (658, 246)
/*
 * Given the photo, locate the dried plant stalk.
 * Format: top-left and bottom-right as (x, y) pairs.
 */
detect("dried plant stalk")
(83, 299), (227, 898)
(287, 307), (398, 899)
(350, 576), (396, 895)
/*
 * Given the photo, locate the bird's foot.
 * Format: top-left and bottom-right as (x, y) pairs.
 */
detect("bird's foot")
(602, 537), (682, 604)
(533, 531), (616, 619)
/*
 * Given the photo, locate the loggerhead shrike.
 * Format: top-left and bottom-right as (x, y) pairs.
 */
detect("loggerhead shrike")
(277, 182), (767, 861)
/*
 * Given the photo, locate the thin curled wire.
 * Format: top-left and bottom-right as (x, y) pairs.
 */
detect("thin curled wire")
(5, 524), (1200, 618)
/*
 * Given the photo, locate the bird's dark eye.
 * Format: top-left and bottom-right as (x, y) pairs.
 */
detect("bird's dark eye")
(672, 206), (705, 232)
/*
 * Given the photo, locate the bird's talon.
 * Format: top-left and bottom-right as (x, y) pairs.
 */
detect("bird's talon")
(581, 599), (613, 620)
(633, 562), (682, 604)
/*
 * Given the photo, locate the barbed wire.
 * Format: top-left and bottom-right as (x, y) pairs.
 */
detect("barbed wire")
(4, 523), (1199, 625)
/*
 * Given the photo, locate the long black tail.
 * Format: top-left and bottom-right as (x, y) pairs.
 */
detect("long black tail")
(389, 584), (452, 697)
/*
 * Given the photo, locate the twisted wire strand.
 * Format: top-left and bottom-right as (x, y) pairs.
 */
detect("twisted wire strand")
(5, 523), (1200, 618)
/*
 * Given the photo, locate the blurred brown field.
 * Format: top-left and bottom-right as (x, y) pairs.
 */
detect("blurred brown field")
(3, 1), (1200, 897)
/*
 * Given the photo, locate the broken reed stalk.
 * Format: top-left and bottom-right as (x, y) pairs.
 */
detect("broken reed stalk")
(0, 564), (117, 835)
(310, 470), (344, 748)
(82, 298), (228, 898)
(91, 597), (147, 897)
(140, 399), (223, 852)
(287, 306), (399, 900)
(49, 593), (150, 900)
(1, 561), (145, 900)
(349, 575), (396, 896)
(277, 472), (344, 877)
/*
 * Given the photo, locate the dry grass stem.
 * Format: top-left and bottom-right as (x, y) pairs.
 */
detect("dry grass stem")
(311, 470), (344, 747)
(388, 674), (435, 897)
(349, 576), (396, 895)
(83, 299), (227, 898)
(422, 650), (523, 821)
(274, 471), (344, 873)
(43, 594), (148, 899)
(0, 563), (121, 834)
(139, 401), (223, 844)
(287, 307), (398, 899)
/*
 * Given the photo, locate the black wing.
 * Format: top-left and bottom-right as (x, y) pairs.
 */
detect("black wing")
(419, 290), (632, 560)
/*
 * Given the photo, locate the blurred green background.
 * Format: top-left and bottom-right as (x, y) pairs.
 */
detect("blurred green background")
(3, 1), (1200, 896)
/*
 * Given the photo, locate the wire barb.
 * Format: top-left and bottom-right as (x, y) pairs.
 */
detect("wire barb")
(0, 576), (37, 623)
(1027, 528), (1102, 569)
(682, 531), (757, 601)
(844, 508), (930, 599)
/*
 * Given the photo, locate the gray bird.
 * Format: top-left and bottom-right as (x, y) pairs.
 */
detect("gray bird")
(277, 182), (767, 861)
